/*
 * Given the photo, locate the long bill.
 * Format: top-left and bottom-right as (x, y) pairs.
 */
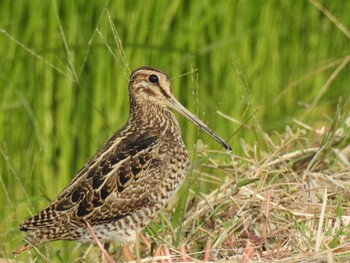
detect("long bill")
(168, 97), (232, 152)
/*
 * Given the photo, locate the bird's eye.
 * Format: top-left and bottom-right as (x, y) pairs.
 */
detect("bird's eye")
(148, 74), (159, 84)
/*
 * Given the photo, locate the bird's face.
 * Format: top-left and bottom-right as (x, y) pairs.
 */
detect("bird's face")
(129, 66), (231, 151)
(129, 67), (173, 108)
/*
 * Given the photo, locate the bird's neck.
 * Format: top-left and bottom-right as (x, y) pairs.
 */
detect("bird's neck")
(128, 103), (183, 139)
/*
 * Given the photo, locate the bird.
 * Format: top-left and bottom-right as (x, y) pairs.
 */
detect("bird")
(14, 66), (231, 259)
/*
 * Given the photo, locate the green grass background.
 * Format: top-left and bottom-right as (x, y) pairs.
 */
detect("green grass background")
(1, 0), (350, 260)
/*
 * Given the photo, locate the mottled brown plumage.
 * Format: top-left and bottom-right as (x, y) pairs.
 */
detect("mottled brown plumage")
(15, 66), (231, 254)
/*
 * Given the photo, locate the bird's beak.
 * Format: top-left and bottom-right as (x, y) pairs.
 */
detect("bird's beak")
(168, 97), (231, 152)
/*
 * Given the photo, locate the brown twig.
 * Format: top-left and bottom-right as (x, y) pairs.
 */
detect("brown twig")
(179, 244), (189, 262)
(240, 242), (255, 263)
(163, 246), (172, 263)
(203, 239), (211, 262)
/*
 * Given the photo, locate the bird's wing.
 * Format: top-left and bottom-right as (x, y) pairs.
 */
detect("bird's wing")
(20, 130), (163, 229)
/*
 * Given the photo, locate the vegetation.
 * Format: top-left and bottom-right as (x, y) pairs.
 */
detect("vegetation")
(1, 0), (350, 261)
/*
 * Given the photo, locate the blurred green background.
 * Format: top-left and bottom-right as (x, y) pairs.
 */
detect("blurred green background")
(1, 0), (350, 260)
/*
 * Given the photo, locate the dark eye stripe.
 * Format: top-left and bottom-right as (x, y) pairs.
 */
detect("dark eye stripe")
(132, 72), (171, 99)
(159, 87), (170, 99)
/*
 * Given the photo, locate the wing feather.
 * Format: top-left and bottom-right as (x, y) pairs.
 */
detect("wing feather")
(20, 130), (160, 229)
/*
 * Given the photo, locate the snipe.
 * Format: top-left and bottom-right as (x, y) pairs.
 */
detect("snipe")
(15, 66), (231, 258)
